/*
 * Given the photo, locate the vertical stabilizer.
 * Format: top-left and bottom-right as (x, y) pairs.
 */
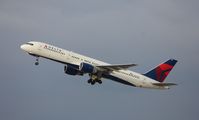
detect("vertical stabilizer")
(144, 59), (177, 82)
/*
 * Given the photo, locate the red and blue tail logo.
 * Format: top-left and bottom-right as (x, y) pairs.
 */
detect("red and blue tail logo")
(144, 59), (177, 82)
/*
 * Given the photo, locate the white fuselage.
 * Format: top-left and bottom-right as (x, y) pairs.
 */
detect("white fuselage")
(21, 41), (168, 89)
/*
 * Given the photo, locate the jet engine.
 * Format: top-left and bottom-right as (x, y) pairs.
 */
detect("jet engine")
(64, 65), (83, 75)
(79, 62), (97, 73)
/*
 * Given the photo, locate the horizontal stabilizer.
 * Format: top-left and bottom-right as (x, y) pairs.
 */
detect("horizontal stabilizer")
(153, 83), (177, 87)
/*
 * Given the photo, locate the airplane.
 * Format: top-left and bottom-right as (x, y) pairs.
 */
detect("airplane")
(20, 41), (178, 89)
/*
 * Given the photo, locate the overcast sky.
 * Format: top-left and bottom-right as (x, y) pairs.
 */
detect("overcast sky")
(0, 0), (199, 120)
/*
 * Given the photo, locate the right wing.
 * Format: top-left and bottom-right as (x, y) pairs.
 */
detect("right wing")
(96, 64), (137, 71)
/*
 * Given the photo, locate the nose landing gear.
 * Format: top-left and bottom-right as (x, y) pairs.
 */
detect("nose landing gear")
(35, 57), (39, 65)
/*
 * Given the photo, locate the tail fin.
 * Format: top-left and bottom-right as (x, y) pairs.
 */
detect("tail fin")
(144, 59), (177, 82)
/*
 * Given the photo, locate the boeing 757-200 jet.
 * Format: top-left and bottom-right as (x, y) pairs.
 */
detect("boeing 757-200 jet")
(21, 41), (178, 89)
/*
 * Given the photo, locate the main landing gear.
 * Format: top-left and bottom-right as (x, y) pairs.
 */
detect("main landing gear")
(35, 56), (39, 65)
(87, 79), (102, 85)
(87, 74), (102, 85)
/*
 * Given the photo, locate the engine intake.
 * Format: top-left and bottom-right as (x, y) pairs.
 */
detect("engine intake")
(64, 65), (83, 75)
(79, 62), (97, 73)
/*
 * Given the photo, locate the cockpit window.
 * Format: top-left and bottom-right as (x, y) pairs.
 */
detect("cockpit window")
(26, 43), (34, 46)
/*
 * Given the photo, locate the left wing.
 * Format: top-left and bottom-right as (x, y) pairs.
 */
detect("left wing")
(96, 64), (137, 71)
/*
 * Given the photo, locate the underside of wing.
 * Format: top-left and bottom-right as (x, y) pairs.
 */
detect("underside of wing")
(96, 64), (137, 71)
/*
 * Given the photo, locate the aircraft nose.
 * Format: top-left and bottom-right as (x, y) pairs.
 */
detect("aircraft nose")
(20, 44), (26, 51)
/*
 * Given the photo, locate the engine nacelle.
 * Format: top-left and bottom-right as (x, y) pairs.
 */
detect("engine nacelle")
(64, 65), (83, 75)
(79, 62), (97, 73)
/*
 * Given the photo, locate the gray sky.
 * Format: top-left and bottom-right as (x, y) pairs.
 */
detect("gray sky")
(0, 0), (199, 120)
